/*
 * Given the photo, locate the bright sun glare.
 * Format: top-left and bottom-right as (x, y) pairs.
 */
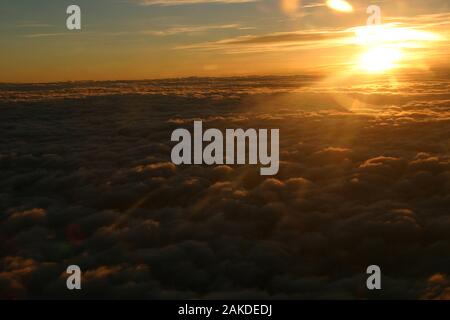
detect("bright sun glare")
(359, 47), (403, 73)
(351, 24), (440, 74)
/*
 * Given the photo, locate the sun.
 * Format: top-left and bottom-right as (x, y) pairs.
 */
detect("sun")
(359, 46), (403, 73)
(350, 24), (441, 74)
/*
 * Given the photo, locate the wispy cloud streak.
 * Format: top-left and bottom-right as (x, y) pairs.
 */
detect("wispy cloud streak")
(144, 24), (251, 36)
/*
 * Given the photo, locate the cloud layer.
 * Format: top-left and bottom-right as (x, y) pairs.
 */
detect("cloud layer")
(0, 73), (449, 299)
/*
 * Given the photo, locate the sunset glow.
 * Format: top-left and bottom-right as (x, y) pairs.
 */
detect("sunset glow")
(0, 1), (448, 82)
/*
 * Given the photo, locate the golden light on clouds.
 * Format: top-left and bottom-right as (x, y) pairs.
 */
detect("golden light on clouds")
(353, 25), (441, 46)
(326, 0), (353, 13)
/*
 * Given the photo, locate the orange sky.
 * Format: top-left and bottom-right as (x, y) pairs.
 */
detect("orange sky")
(1, 0), (449, 82)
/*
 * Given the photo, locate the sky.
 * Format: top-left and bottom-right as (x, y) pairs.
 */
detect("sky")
(1, 0), (449, 82)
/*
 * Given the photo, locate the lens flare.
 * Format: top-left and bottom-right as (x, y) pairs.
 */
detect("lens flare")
(326, 0), (353, 13)
(280, 0), (301, 15)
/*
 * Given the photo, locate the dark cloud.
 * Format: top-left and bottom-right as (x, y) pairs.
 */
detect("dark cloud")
(0, 74), (449, 299)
